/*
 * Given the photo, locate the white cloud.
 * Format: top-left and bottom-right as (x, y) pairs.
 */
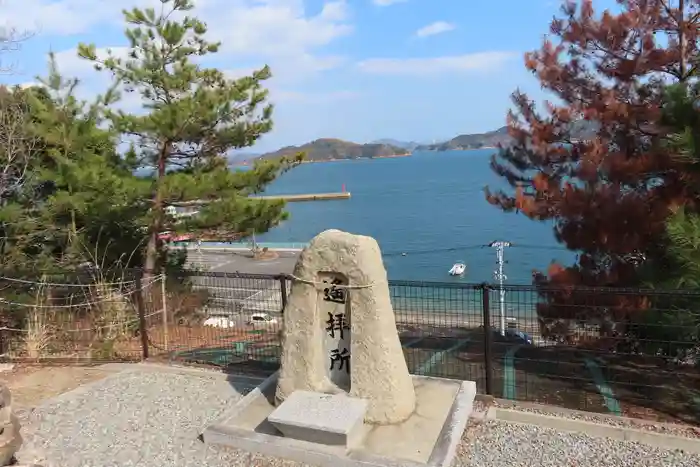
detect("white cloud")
(357, 52), (516, 75)
(36, 45), (355, 115)
(372, 0), (407, 6)
(224, 68), (361, 103)
(415, 21), (455, 38)
(205, 1), (352, 62)
(2, 0), (353, 80)
(0, 0), (153, 36)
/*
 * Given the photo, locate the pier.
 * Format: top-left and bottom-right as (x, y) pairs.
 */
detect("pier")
(251, 192), (351, 202)
(172, 191), (350, 207)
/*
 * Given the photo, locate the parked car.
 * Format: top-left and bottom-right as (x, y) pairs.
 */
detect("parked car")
(505, 329), (533, 345)
(248, 313), (278, 327)
(203, 317), (236, 328)
(490, 328), (534, 345)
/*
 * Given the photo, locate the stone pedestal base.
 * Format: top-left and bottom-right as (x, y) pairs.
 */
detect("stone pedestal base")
(268, 391), (367, 449)
(204, 372), (476, 467)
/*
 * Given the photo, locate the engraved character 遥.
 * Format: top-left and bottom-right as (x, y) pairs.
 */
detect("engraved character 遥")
(322, 278), (346, 304)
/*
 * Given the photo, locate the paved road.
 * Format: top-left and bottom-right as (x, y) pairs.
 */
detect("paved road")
(184, 250), (298, 317)
(185, 249), (299, 274)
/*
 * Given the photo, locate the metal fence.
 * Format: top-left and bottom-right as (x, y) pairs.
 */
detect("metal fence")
(1, 269), (699, 424)
(0, 269), (150, 362)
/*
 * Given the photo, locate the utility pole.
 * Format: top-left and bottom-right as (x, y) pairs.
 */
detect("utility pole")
(489, 241), (511, 336)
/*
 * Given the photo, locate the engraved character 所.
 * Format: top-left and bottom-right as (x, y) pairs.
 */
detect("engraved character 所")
(329, 347), (350, 373)
(325, 312), (350, 339)
(322, 278), (346, 304)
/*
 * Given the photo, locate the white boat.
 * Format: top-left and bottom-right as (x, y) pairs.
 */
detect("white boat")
(448, 262), (466, 276)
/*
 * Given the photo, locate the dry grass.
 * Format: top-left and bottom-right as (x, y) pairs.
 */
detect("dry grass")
(0, 272), (213, 362)
(4, 275), (143, 361)
(22, 307), (54, 360)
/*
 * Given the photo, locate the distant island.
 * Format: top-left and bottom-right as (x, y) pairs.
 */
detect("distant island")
(416, 127), (511, 151)
(370, 139), (422, 151)
(258, 138), (410, 162)
(239, 121), (601, 165)
(417, 120), (599, 152)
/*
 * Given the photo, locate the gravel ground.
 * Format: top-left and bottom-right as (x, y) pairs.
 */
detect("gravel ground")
(14, 369), (313, 467)
(12, 367), (700, 467)
(493, 402), (700, 439)
(458, 420), (700, 467)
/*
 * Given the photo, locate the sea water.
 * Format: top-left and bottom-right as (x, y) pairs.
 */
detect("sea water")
(224, 149), (575, 283)
(203, 150), (577, 319)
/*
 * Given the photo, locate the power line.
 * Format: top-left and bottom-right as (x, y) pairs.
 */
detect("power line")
(382, 245), (487, 258)
(382, 243), (571, 258)
(511, 243), (574, 251)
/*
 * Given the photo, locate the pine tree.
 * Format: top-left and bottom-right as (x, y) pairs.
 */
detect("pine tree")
(627, 82), (700, 360)
(645, 82), (700, 288)
(485, 0), (700, 342)
(0, 54), (148, 273)
(78, 0), (301, 276)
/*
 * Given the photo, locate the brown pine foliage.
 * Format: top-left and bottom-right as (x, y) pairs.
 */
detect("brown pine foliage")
(486, 0), (700, 341)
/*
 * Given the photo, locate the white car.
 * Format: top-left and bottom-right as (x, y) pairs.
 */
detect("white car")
(203, 317), (236, 328)
(248, 313), (278, 327)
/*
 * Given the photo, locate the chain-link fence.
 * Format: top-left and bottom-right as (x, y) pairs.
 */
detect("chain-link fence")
(1, 269), (698, 423)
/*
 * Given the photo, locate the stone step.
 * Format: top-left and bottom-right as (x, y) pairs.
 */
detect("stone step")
(267, 390), (368, 450)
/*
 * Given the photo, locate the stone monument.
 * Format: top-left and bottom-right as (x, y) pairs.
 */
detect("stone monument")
(205, 229), (476, 467)
(275, 229), (416, 424)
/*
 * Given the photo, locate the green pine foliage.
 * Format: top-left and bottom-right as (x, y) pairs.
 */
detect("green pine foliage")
(0, 55), (147, 274)
(77, 0), (302, 274)
(632, 83), (700, 363)
(654, 82), (700, 289)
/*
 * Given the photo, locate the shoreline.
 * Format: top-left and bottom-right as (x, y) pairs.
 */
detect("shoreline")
(230, 153), (412, 167)
(299, 153), (412, 164)
(182, 244), (305, 252)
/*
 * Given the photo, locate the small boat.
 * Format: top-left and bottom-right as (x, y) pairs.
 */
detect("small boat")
(448, 262), (466, 276)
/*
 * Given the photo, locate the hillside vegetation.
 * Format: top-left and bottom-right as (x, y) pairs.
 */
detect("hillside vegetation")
(260, 138), (409, 162)
(418, 121), (599, 151)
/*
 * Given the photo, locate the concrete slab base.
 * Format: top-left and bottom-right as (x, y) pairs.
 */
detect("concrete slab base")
(204, 372), (476, 467)
(268, 390), (368, 449)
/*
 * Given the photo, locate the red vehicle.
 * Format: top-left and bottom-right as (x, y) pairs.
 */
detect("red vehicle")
(158, 231), (193, 243)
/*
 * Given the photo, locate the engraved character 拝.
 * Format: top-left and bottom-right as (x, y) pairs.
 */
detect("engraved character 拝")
(325, 312), (350, 339)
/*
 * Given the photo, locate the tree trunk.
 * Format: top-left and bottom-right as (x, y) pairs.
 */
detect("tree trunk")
(143, 142), (169, 284)
(144, 231), (158, 277)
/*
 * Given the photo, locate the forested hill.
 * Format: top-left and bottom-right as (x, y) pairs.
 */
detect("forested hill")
(417, 120), (600, 151)
(416, 127), (510, 151)
(259, 138), (410, 162)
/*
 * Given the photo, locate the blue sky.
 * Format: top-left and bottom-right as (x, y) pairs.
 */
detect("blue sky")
(1, 0), (617, 152)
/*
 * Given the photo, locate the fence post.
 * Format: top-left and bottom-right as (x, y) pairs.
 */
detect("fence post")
(161, 274), (168, 352)
(135, 271), (149, 360)
(279, 275), (288, 314)
(481, 283), (494, 396)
